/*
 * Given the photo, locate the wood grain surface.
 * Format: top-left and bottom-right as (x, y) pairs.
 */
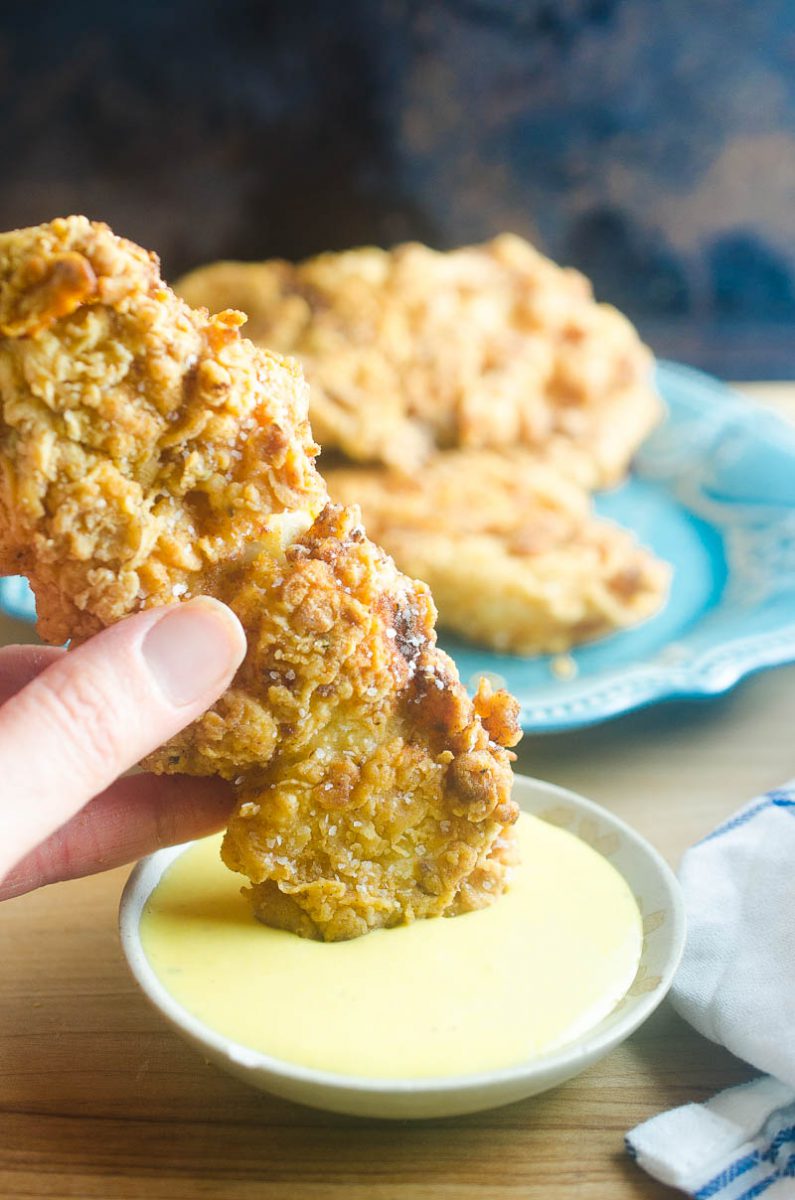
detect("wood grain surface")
(1, 385), (793, 1199)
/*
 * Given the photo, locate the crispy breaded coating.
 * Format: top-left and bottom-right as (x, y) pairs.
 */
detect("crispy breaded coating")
(326, 451), (670, 655)
(216, 505), (521, 940)
(0, 217), (521, 940)
(177, 234), (661, 484)
(0, 216), (326, 645)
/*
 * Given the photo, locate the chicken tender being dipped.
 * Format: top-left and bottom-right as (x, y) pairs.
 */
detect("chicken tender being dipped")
(177, 234), (662, 486)
(0, 217), (521, 941)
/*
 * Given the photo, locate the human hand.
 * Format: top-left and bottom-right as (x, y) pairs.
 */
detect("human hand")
(0, 598), (246, 900)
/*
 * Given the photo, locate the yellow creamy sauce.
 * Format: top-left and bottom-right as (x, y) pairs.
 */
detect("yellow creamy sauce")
(140, 814), (642, 1079)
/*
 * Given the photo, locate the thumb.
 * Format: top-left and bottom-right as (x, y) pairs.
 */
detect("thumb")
(0, 597), (245, 878)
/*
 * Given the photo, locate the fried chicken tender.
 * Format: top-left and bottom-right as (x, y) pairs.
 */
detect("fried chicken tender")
(0, 216), (521, 940)
(326, 451), (669, 656)
(217, 505), (521, 940)
(177, 234), (661, 485)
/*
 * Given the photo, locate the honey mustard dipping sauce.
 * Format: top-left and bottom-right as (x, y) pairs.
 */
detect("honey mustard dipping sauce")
(140, 813), (642, 1079)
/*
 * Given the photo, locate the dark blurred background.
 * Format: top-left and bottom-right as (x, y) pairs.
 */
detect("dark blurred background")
(3, 0), (795, 377)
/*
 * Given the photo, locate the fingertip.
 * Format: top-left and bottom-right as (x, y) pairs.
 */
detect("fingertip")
(141, 597), (246, 708)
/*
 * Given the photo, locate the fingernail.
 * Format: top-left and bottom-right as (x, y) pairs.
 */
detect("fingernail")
(142, 598), (246, 706)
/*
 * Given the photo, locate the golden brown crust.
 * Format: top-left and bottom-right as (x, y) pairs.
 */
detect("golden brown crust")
(177, 234), (661, 483)
(0, 217), (521, 940)
(0, 217), (325, 645)
(326, 450), (670, 655)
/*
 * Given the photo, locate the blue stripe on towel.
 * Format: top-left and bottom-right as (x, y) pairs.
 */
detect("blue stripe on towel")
(734, 1177), (779, 1200)
(699, 790), (795, 845)
(734, 1150), (795, 1200)
(694, 1151), (761, 1198)
(761, 1125), (795, 1161)
(694, 1124), (795, 1199)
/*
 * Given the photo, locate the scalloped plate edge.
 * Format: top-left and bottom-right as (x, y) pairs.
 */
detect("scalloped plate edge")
(520, 623), (795, 732)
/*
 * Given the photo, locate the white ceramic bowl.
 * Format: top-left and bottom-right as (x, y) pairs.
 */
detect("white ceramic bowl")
(119, 774), (685, 1119)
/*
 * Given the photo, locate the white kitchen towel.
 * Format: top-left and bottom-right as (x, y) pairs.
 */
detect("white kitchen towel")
(626, 783), (795, 1195)
(628, 1077), (795, 1196)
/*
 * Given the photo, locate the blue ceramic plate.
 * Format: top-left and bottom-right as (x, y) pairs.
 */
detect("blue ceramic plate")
(446, 361), (795, 731)
(2, 362), (794, 731)
(0, 574), (37, 624)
